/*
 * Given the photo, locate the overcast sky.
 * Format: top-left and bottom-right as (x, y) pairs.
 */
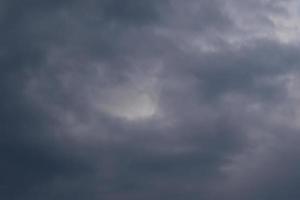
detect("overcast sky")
(2, 0), (300, 199)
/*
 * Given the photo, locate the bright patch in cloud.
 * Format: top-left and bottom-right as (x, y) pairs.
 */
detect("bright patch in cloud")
(99, 89), (158, 121)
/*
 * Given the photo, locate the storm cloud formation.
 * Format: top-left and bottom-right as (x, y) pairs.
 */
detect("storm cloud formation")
(2, 0), (300, 199)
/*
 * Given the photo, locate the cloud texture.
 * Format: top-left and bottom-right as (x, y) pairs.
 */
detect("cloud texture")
(2, 0), (300, 199)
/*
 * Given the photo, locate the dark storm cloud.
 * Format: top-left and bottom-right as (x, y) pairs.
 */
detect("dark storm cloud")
(167, 40), (300, 101)
(2, 0), (300, 199)
(0, 0), (169, 199)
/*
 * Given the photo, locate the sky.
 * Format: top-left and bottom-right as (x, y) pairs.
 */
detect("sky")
(2, 0), (300, 199)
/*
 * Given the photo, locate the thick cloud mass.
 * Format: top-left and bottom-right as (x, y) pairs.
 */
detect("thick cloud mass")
(2, 0), (300, 199)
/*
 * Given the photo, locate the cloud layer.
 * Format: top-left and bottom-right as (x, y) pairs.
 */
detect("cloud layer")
(2, 0), (300, 199)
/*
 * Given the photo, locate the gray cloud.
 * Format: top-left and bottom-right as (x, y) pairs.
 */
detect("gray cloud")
(2, 0), (300, 199)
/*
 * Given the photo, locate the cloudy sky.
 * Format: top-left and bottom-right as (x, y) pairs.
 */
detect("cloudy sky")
(2, 0), (300, 199)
